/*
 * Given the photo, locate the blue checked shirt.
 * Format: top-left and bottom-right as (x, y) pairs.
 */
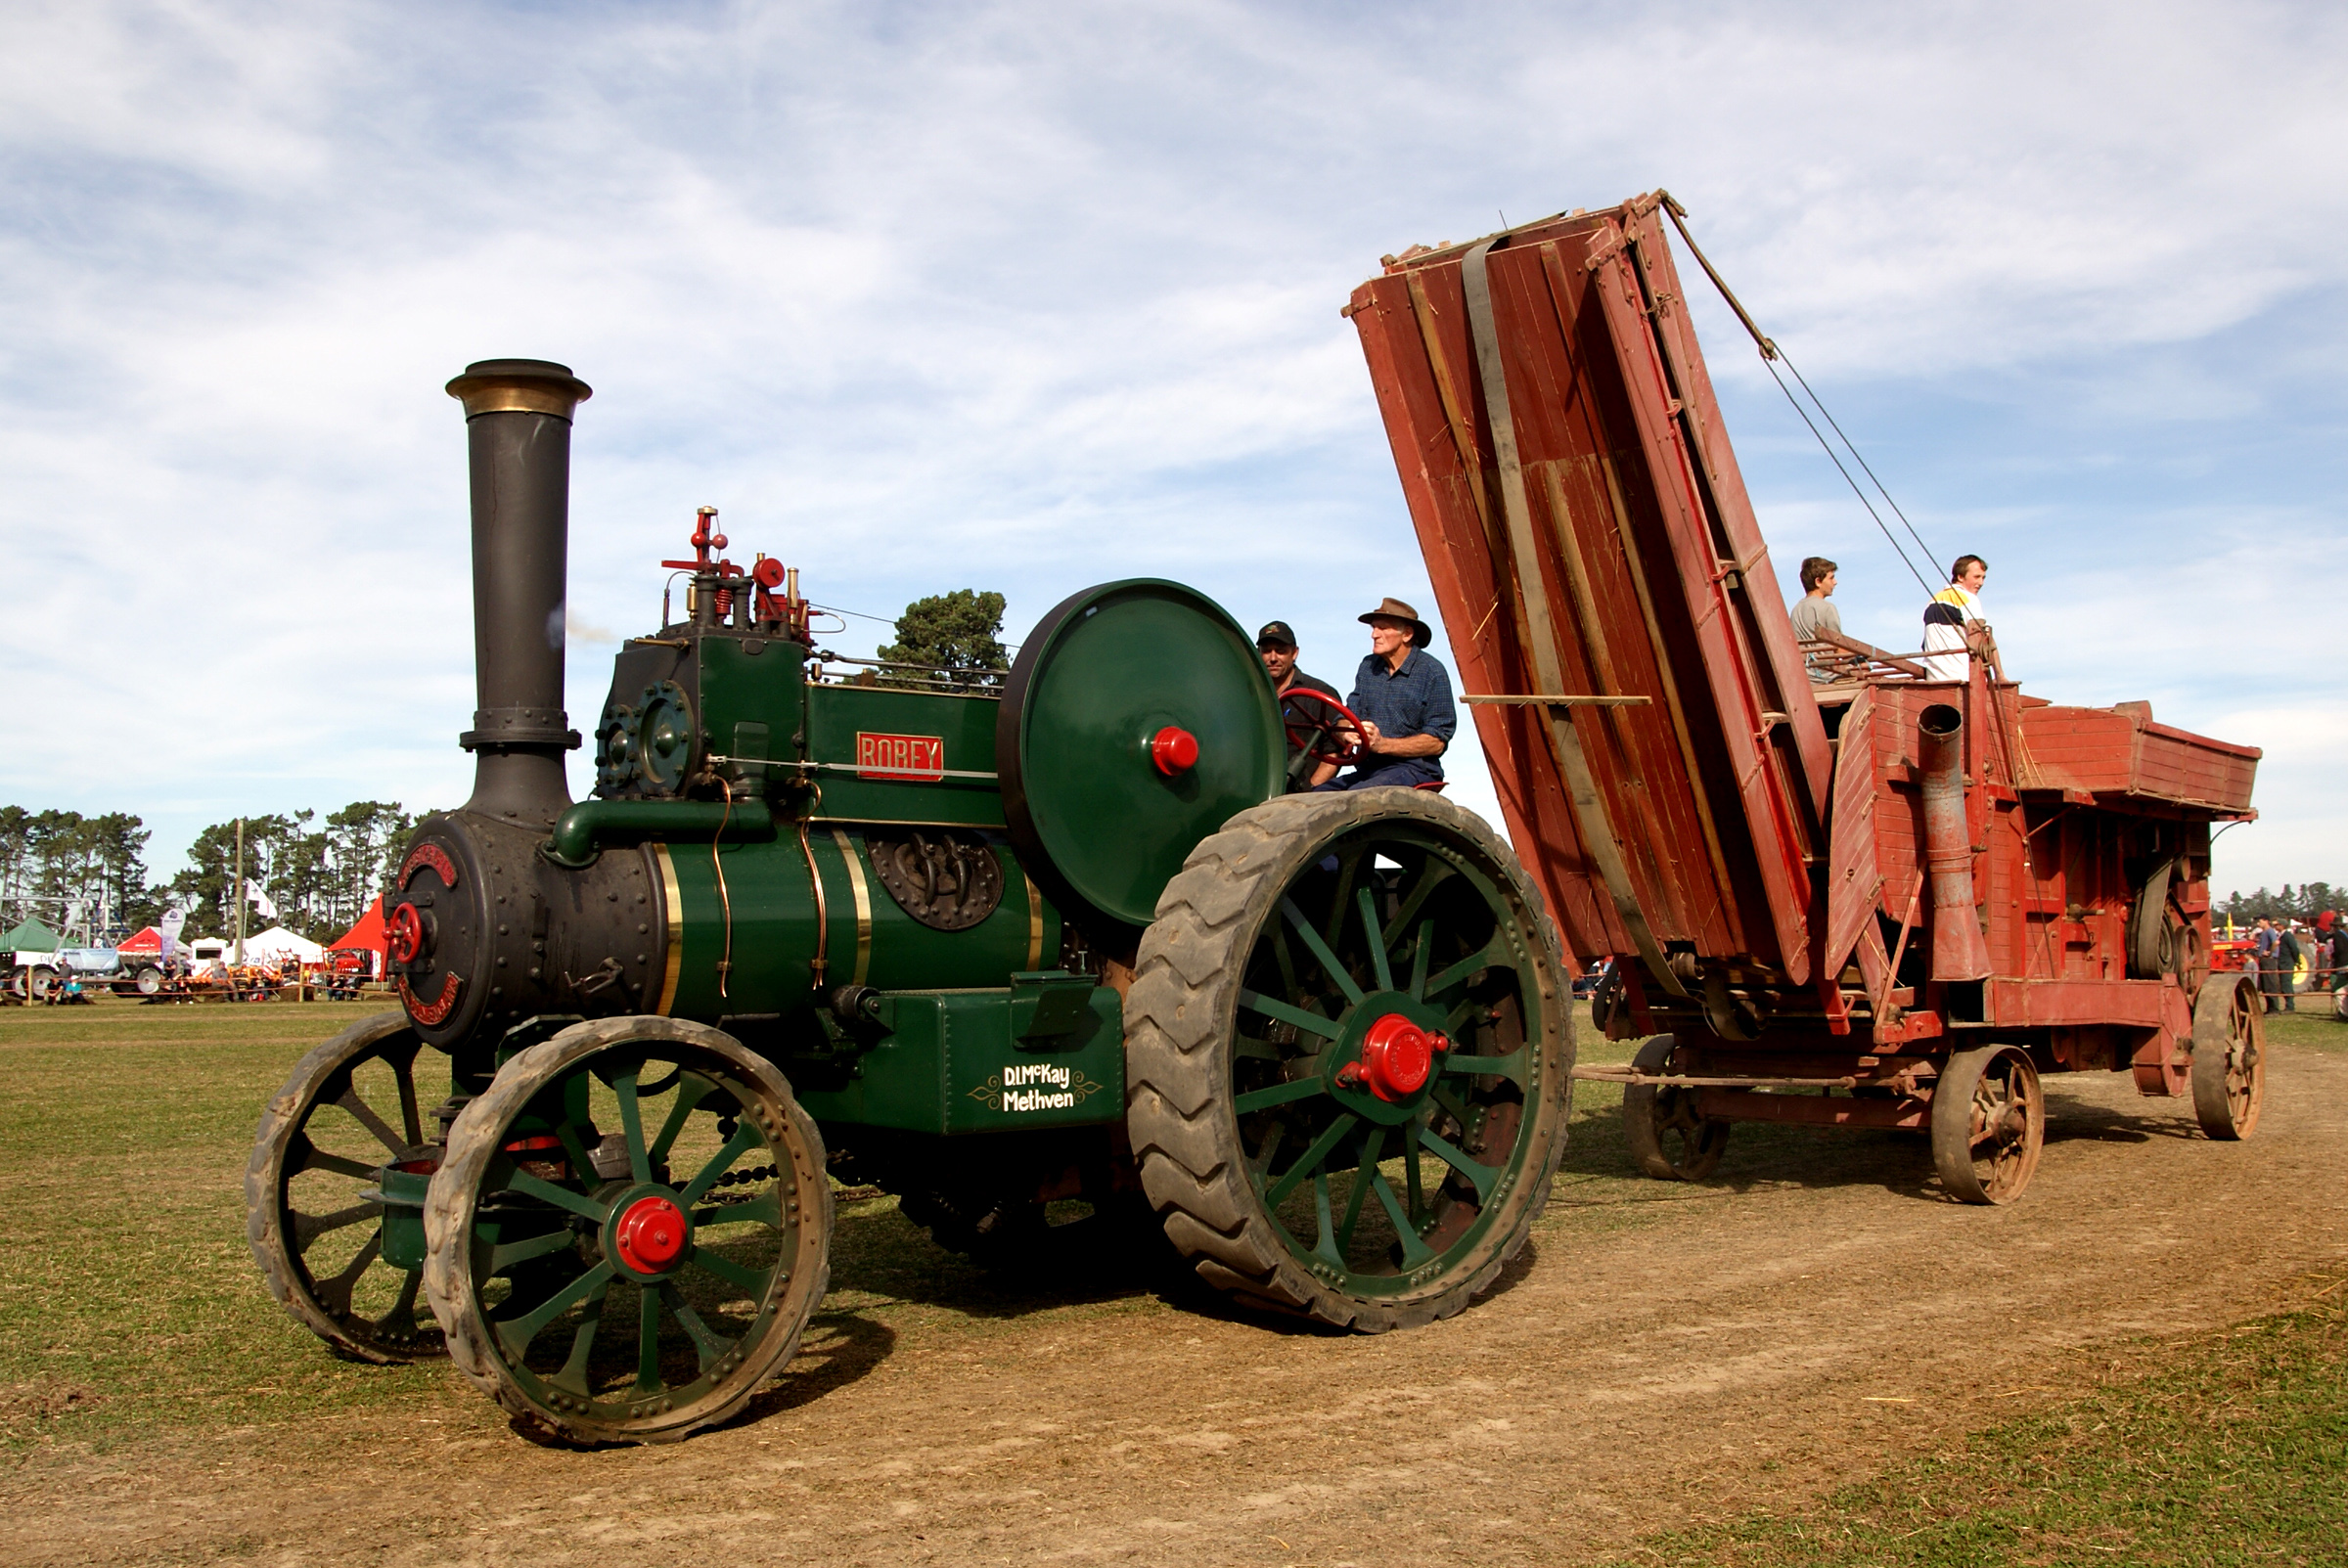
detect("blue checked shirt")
(1345, 648), (1458, 782)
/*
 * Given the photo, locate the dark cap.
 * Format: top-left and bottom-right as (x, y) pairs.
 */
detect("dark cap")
(1255, 620), (1297, 650)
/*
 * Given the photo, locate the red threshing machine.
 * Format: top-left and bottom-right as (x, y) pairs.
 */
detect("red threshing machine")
(1345, 193), (2263, 1202)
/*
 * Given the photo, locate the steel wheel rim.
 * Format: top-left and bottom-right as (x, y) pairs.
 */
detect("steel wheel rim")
(445, 1041), (809, 1430)
(1966, 1050), (2042, 1201)
(1229, 820), (1548, 1297)
(2225, 981), (2264, 1128)
(248, 1012), (445, 1361)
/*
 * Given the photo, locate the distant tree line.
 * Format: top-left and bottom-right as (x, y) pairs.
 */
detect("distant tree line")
(0, 802), (418, 947)
(2218, 883), (2340, 926)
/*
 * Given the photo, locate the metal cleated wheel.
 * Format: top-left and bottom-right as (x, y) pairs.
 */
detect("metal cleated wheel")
(1125, 788), (1574, 1332)
(424, 1017), (831, 1445)
(1930, 1044), (2045, 1204)
(1623, 1034), (1731, 1182)
(2190, 971), (2265, 1141)
(246, 1010), (447, 1362)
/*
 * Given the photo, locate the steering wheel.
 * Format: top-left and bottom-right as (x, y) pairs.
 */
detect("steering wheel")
(1281, 687), (1366, 782)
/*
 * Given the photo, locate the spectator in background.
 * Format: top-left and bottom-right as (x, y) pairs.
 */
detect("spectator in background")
(1787, 558), (1842, 685)
(2253, 918), (2280, 1012)
(2280, 921), (2305, 1009)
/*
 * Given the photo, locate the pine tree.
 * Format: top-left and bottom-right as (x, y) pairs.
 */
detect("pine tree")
(877, 590), (1010, 692)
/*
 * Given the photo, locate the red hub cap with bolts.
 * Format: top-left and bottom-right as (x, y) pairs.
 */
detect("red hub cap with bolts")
(613, 1195), (689, 1274)
(384, 903), (426, 964)
(1350, 1013), (1447, 1102)
(1151, 725), (1200, 776)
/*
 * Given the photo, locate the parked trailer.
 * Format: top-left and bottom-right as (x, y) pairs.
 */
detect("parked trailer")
(1342, 192), (2262, 1201)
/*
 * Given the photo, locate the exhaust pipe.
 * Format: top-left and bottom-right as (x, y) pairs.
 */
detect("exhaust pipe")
(444, 359), (593, 823)
(1918, 702), (1993, 983)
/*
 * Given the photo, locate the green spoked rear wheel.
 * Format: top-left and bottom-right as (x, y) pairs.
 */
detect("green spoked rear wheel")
(424, 1018), (831, 1445)
(1126, 789), (1573, 1331)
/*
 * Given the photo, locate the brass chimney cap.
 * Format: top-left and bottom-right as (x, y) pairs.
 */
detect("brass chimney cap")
(445, 358), (593, 421)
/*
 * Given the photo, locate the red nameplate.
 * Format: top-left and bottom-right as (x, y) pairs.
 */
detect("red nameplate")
(855, 732), (945, 781)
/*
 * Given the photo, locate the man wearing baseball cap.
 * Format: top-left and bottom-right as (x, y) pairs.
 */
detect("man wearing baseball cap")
(1318, 596), (1456, 791)
(1256, 621), (1345, 791)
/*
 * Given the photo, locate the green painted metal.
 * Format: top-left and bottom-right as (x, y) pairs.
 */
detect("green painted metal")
(545, 800), (774, 867)
(369, 1165), (432, 1271)
(660, 829), (1057, 1014)
(692, 632), (809, 777)
(793, 984), (1124, 1135)
(1229, 821), (1551, 1299)
(799, 683), (1006, 828)
(1003, 580), (1285, 929)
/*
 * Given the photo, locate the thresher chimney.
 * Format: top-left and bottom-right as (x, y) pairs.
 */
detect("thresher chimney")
(444, 358), (594, 823)
(1917, 702), (1994, 984)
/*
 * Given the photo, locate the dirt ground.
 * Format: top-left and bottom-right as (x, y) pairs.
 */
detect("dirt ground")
(7, 1040), (2346, 1568)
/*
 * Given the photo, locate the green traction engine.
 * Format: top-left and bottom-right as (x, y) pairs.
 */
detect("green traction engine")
(245, 359), (1578, 1444)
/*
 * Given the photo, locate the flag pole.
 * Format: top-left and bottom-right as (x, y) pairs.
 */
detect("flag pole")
(234, 818), (246, 968)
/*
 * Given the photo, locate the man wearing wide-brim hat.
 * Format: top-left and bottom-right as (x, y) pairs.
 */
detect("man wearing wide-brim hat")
(1316, 596), (1457, 791)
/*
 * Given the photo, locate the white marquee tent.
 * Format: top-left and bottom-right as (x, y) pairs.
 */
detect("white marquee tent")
(242, 926), (326, 964)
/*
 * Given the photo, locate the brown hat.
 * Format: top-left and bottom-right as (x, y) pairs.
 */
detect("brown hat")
(1358, 596), (1434, 650)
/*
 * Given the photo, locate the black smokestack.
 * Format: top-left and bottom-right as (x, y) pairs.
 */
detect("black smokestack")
(444, 358), (593, 823)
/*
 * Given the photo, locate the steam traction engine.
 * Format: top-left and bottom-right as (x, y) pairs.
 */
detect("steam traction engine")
(247, 360), (1575, 1443)
(1343, 194), (2264, 1204)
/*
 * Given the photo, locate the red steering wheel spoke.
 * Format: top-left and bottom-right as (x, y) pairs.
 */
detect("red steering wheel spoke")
(1282, 688), (1366, 774)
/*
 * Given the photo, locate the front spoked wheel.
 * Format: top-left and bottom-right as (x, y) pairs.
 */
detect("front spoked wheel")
(1127, 789), (1573, 1331)
(1931, 1044), (2045, 1204)
(246, 1010), (447, 1362)
(424, 1018), (832, 1445)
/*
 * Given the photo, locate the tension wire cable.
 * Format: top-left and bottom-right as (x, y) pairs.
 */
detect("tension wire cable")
(1655, 193), (1943, 599)
(1758, 357), (1938, 602)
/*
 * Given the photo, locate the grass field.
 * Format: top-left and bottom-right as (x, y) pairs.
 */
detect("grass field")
(1609, 1005), (2348, 1568)
(4, 994), (2343, 1567)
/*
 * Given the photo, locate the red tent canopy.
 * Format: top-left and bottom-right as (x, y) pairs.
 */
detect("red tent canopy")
(331, 898), (386, 956)
(117, 926), (162, 954)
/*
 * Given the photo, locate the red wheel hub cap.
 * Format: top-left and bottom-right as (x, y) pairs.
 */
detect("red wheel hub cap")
(1150, 725), (1200, 776)
(1357, 1013), (1445, 1101)
(614, 1195), (689, 1273)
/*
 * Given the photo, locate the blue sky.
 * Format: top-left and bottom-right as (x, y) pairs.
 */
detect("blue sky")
(2, 0), (2341, 901)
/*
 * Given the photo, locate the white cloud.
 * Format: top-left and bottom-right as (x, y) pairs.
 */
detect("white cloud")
(0, 0), (2340, 899)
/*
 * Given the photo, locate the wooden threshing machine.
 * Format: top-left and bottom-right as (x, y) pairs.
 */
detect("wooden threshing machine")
(1343, 193), (2264, 1204)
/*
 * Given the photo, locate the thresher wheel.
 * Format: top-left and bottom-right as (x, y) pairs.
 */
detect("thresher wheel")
(1623, 1035), (1731, 1182)
(1124, 788), (1574, 1332)
(423, 1017), (831, 1445)
(246, 1010), (447, 1363)
(2190, 971), (2265, 1141)
(1929, 1045), (2045, 1205)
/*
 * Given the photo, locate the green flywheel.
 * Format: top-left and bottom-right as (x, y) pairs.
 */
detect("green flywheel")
(998, 580), (1287, 936)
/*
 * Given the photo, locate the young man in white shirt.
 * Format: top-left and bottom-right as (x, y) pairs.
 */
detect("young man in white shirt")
(1921, 555), (1988, 682)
